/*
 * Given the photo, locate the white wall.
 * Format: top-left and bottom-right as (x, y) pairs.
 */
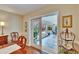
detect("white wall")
(0, 10), (23, 42)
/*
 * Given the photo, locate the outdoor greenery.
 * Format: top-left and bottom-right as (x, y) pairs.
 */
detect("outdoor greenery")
(33, 25), (39, 43)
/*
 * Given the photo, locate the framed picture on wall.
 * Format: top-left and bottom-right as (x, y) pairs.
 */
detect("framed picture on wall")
(25, 22), (27, 32)
(62, 15), (72, 28)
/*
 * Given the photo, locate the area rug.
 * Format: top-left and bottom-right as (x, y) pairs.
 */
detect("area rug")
(0, 44), (21, 54)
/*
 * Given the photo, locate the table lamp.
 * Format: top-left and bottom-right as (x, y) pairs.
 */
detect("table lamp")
(0, 21), (5, 35)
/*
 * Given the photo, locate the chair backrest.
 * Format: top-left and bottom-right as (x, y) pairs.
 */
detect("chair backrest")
(10, 32), (19, 41)
(59, 30), (75, 49)
(18, 36), (27, 45)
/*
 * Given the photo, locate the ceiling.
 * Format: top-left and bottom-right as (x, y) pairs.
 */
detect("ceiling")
(0, 4), (46, 15)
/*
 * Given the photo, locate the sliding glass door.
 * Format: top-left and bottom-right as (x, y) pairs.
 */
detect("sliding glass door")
(31, 12), (58, 53)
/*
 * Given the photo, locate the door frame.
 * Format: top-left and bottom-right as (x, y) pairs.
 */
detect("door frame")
(29, 11), (60, 53)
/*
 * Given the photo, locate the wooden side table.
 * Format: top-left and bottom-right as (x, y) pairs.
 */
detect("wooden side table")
(0, 35), (8, 45)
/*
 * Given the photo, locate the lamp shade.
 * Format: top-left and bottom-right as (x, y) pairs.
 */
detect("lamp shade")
(0, 21), (5, 26)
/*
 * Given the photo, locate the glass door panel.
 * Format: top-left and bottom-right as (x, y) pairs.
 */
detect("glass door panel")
(41, 15), (58, 53)
(31, 18), (41, 47)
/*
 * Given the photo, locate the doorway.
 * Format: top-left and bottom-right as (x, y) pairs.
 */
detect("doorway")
(31, 12), (58, 53)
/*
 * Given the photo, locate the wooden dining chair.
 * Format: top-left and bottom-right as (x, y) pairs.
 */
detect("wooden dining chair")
(17, 36), (27, 48)
(10, 32), (19, 42)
